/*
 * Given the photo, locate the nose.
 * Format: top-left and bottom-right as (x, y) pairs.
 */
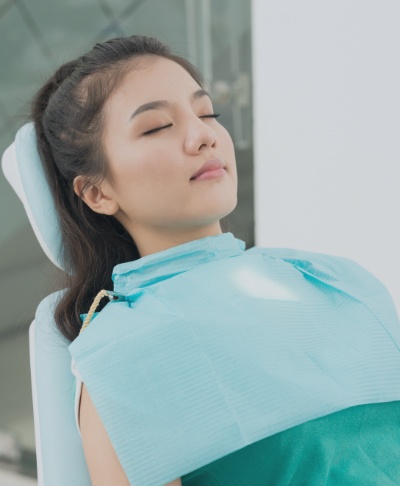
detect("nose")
(183, 116), (217, 154)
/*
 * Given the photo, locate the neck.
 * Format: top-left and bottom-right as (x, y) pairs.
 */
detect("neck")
(128, 222), (224, 258)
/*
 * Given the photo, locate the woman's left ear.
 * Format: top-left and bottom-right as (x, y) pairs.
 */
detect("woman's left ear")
(73, 175), (120, 216)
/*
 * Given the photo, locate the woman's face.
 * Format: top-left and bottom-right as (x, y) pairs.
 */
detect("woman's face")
(99, 56), (238, 249)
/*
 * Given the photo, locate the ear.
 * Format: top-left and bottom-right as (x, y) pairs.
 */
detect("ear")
(73, 175), (119, 216)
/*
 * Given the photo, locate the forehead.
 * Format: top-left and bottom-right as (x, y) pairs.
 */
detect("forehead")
(109, 57), (202, 108)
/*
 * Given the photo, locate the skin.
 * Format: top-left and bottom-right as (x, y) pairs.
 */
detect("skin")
(74, 56), (238, 485)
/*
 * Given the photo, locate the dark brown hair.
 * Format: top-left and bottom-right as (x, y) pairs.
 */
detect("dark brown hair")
(31, 35), (204, 342)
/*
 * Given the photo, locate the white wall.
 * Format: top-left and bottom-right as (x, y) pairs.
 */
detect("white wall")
(251, 0), (400, 313)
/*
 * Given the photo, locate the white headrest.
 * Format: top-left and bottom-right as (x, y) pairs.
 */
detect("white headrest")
(1, 123), (65, 271)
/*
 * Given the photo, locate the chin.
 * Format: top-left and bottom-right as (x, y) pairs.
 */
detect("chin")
(206, 198), (238, 222)
(173, 192), (237, 226)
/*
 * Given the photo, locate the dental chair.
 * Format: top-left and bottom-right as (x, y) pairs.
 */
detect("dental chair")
(2, 123), (92, 485)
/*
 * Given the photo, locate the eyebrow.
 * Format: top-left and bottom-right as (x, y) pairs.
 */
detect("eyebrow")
(129, 89), (211, 121)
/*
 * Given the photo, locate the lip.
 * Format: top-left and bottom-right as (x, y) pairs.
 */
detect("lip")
(190, 158), (226, 180)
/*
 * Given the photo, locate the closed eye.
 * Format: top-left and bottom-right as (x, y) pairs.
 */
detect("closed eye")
(142, 113), (220, 136)
(142, 123), (173, 136)
(200, 113), (220, 120)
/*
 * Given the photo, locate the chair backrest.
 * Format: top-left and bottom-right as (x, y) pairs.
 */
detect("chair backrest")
(2, 124), (91, 485)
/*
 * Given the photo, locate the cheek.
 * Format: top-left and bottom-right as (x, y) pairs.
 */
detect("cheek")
(115, 149), (184, 203)
(135, 150), (181, 184)
(218, 126), (235, 154)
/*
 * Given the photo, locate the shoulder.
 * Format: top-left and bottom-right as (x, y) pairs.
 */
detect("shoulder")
(247, 245), (377, 279)
(246, 246), (394, 303)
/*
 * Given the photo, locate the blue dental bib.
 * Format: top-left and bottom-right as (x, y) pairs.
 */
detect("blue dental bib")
(68, 232), (400, 486)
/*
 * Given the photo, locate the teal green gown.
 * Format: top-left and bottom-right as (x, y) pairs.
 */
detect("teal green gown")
(182, 401), (400, 485)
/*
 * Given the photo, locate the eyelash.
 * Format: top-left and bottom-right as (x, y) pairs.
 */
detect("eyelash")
(142, 113), (221, 136)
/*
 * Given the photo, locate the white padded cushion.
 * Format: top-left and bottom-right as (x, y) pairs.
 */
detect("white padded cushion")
(71, 359), (83, 438)
(1, 123), (65, 271)
(30, 292), (91, 485)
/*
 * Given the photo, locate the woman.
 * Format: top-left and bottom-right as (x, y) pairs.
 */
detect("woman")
(32, 35), (400, 485)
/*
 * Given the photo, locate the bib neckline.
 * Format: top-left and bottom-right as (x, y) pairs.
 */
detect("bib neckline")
(112, 232), (246, 294)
